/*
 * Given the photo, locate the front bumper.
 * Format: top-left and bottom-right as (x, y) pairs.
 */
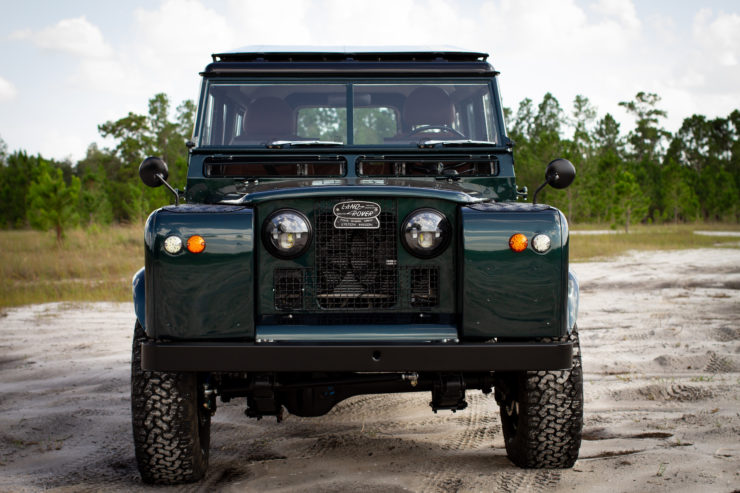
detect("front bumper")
(141, 341), (572, 372)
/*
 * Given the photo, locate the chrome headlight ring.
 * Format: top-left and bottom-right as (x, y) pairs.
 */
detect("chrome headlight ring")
(400, 208), (450, 258)
(262, 209), (312, 259)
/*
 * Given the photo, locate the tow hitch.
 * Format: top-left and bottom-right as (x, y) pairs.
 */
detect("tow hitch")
(430, 374), (468, 413)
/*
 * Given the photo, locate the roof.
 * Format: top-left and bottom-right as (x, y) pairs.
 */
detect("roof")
(205, 46), (495, 77)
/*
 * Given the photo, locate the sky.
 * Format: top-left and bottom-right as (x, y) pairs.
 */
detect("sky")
(1, 0), (739, 162)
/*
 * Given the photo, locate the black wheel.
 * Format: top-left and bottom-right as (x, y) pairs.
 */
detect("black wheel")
(496, 329), (583, 468)
(131, 321), (211, 484)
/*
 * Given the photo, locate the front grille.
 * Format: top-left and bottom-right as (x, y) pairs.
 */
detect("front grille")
(410, 267), (439, 307)
(269, 199), (445, 314)
(314, 200), (397, 309)
(274, 269), (304, 310)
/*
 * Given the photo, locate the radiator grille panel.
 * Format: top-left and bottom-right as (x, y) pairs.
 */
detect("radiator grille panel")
(315, 201), (398, 309)
(274, 268), (304, 310)
(410, 267), (440, 307)
(269, 199), (445, 314)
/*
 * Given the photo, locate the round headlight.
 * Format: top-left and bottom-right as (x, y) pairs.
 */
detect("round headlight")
(262, 209), (311, 259)
(401, 208), (450, 258)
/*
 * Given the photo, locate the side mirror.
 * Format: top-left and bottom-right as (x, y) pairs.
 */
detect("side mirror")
(545, 158), (576, 189)
(532, 158), (576, 204)
(139, 156), (169, 188)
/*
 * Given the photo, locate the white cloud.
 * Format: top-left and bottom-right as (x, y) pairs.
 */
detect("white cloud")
(11, 16), (113, 58)
(72, 57), (146, 96)
(591, 0), (640, 31)
(480, 0), (641, 61)
(133, 0), (235, 70)
(304, 0), (478, 48)
(692, 9), (740, 67)
(226, 0), (311, 45)
(36, 128), (88, 163)
(0, 76), (17, 102)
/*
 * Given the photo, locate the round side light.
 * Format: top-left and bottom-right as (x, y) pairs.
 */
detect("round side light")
(163, 235), (182, 254)
(509, 233), (528, 253)
(531, 234), (551, 253)
(187, 235), (206, 254)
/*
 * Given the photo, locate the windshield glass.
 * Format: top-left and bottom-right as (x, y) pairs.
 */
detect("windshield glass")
(197, 81), (499, 146)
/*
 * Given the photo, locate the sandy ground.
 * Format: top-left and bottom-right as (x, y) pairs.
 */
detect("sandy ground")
(1, 247), (739, 493)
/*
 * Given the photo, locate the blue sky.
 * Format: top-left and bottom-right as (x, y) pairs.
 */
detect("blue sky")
(1, 0), (739, 161)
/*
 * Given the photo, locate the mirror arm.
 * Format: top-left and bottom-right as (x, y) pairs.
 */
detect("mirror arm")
(156, 173), (180, 206)
(532, 177), (551, 205)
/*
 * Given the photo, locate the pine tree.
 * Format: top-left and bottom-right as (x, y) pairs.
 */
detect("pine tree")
(612, 170), (649, 233)
(26, 161), (81, 243)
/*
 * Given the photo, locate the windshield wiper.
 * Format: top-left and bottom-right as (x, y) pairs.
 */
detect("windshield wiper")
(418, 139), (497, 148)
(267, 140), (343, 148)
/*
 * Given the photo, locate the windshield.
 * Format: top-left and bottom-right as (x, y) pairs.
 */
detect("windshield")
(197, 81), (500, 147)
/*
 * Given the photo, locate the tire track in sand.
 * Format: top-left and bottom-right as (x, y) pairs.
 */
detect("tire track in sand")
(420, 392), (502, 493)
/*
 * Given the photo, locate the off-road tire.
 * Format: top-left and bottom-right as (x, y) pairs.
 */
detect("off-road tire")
(497, 329), (583, 468)
(131, 321), (211, 484)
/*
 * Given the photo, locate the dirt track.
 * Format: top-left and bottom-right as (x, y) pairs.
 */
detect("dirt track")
(1, 247), (739, 492)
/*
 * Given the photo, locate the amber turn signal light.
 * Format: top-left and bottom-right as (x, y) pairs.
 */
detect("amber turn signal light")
(509, 233), (528, 252)
(186, 235), (206, 254)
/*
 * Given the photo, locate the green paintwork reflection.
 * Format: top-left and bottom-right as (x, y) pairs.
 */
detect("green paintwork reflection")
(461, 207), (565, 339)
(145, 206), (254, 340)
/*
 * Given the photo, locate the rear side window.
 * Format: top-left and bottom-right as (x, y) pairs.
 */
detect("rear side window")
(296, 107), (348, 143)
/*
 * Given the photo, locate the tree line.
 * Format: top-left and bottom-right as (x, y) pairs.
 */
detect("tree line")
(507, 92), (739, 231)
(0, 94), (194, 241)
(0, 91), (737, 241)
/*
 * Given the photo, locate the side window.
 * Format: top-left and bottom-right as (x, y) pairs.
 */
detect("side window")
(234, 113), (243, 139)
(465, 102), (476, 138)
(353, 107), (398, 144)
(201, 94), (215, 145)
(482, 92), (494, 141)
(296, 107), (348, 143)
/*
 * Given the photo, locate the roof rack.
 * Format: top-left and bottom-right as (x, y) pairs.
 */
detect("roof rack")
(212, 46), (489, 63)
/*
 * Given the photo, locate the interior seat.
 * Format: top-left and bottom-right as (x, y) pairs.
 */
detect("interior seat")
(232, 97), (294, 144)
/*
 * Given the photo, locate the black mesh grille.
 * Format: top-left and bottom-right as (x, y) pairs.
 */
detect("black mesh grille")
(274, 269), (304, 310)
(410, 267), (440, 307)
(269, 200), (448, 315)
(314, 200), (398, 309)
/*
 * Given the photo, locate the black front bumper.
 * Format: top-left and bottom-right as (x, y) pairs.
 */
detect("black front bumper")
(141, 341), (572, 372)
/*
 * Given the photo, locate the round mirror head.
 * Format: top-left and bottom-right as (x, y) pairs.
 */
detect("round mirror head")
(139, 156), (169, 188)
(545, 158), (576, 189)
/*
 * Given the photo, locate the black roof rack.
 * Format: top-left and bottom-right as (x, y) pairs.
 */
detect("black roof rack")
(212, 46), (489, 63)
(204, 47), (495, 77)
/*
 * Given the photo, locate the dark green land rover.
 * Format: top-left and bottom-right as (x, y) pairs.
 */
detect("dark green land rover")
(131, 46), (582, 484)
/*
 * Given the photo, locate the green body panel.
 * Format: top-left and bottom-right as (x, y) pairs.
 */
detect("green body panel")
(144, 205), (255, 339)
(460, 204), (566, 339)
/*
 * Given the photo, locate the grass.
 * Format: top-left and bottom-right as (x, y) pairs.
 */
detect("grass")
(570, 223), (740, 261)
(0, 224), (142, 308)
(0, 222), (738, 308)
